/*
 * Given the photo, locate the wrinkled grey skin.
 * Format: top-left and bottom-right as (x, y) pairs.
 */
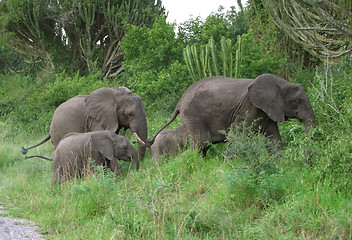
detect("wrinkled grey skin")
(49, 131), (138, 184)
(151, 74), (315, 155)
(151, 124), (187, 162)
(22, 87), (148, 159)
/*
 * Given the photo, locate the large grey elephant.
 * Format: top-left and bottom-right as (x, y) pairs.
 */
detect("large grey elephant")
(150, 74), (315, 154)
(27, 131), (139, 184)
(151, 124), (187, 162)
(22, 87), (147, 159)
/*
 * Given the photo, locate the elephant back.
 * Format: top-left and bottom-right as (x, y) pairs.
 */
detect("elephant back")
(50, 95), (87, 146)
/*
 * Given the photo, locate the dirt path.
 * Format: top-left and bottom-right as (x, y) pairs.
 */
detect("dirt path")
(0, 203), (44, 240)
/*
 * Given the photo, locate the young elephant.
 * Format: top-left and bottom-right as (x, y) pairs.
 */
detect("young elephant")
(151, 124), (187, 162)
(28, 131), (139, 184)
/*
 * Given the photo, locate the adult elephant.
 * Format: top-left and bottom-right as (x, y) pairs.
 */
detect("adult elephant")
(22, 87), (148, 159)
(150, 74), (315, 154)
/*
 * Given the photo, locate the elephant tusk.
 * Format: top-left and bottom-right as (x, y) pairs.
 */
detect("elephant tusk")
(134, 132), (145, 144)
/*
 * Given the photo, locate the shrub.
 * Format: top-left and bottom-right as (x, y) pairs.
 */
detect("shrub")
(124, 61), (191, 112)
(309, 57), (352, 134)
(0, 71), (109, 132)
(120, 17), (191, 112)
(239, 30), (287, 79)
(225, 122), (286, 207)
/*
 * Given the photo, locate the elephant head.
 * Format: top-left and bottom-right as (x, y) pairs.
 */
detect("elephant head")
(248, 74), (316, 132)
(85, 87), (148, 159)
(91, 131), (139, 170)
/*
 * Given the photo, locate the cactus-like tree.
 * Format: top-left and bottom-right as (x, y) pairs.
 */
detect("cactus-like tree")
(254, 0), (352, 62)
(183, 36), (242, 81)
(0, 0), (165, 77)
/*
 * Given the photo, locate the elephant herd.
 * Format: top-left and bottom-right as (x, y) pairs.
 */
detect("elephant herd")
(22, 74), (315, 184)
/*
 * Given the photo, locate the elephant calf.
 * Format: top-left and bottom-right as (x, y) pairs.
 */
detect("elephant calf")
(27, 131), (139, 184)
(151, 125), (187, 162)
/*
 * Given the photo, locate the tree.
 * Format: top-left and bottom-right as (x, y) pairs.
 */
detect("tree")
(120, 16), (190, 111)
(253, 0), (352, 62)
(183, 36), (242, 81)
(178, 6), (248, 46)
(0, 0), (58, 69)
(0, 0), (165, 77)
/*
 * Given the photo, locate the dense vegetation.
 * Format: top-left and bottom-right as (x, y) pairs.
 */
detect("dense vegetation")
(0, 0), (351, 239)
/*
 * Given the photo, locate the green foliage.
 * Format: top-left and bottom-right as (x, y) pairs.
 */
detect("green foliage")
(225, 123), (286, 207)
(0, 71), (108, 132)
(239, 30), (287, 78)
(123, 61), (190, 112)
(122, 16), (183, 72)
(39, 71), (106, 107)
(309, 57), (352, 134)
(0, 0), (165, 76)
(257, 0), (352, 62)
(0, 42), (27, 73)
(178, 7), (248, 46)
(246, 0), (320, 70)
(120, 17), (192, 112)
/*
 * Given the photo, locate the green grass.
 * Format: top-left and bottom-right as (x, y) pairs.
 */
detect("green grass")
(1, 114), (352, 239)
(0, 61), (351, 239)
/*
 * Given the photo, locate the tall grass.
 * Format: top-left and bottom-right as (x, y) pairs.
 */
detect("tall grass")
(0, 60), (352, 239)
(1, 115), (352, 239)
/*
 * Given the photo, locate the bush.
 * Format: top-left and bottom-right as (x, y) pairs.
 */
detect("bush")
(308, 57), (352, 134)
(225, 123), (286, 207)
(0, 74), (34, 119)
(123, 61), (191, 112)
(0, 71), (109, 132)
(121, 16), (183, 72)
(239, 30), (287, 79)
(119, 17), (192, 112)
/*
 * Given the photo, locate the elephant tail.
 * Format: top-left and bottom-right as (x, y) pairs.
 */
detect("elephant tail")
(148, 108), (180, 146)
(25, 155), (53, 161)
(21, 134), (51, 155)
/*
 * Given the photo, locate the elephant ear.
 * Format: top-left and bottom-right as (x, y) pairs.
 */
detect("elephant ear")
(248, 74), (285, 123)
(85, 87), (120, 132)
(91, 132), (115, 161)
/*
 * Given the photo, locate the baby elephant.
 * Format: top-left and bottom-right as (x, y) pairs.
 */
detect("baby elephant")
(28, 131), (139, 184)
(151, 124), (187, 162)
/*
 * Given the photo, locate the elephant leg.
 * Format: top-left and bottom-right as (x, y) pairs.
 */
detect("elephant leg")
(188, 123), (212, 156)
(151, 147), (162, 165)
(262, 122), (281, 141)
(201, 145), (211, 156)
(262, 123), (283, 150)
